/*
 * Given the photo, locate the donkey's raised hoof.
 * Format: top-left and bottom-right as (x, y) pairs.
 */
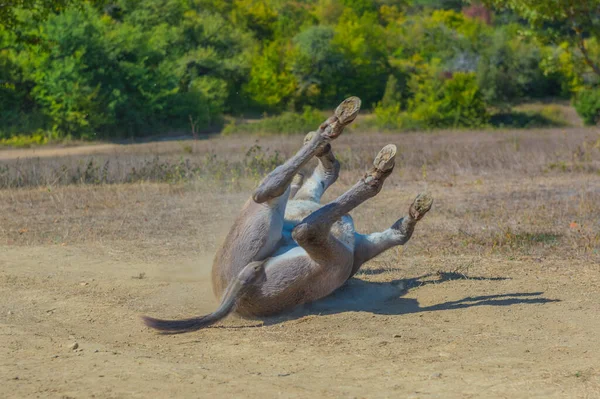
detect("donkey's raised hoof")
(373, 144), (397, 172)
(335, 96), (361, 126)
(321, 96), (361, 140)
(363, 144), (396, 188)
(409, 193), (434, 221)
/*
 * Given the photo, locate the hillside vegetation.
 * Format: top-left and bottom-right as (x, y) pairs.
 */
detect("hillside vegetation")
(1, 0), (600, 143)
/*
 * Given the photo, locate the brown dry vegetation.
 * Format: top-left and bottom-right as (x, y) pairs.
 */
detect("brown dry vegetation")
(1, 127), (600, 398)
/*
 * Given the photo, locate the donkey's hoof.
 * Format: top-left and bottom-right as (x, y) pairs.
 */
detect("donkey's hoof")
(318, 97), (361, 141)
(304, 131), (317, 145)
(410, 193), (433, 221)
(373, 144), (397, 173)
(335, 96), (361, 126)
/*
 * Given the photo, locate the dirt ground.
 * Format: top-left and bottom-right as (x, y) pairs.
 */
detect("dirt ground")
(1, 131), (600, 398)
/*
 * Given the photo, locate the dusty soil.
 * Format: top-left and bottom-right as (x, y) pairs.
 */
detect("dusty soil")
(1, 132), (600, 398)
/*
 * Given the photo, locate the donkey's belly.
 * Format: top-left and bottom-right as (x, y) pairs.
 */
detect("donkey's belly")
(284, 199), (322, 223)
(281, 199), (356, 251)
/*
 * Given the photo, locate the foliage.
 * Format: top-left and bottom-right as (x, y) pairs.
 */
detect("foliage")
(231, 0), (279, 41)
(482, 0), (600, 82)
(0, 132), (49, 148)
(410, 71), (489, 128)
(573, 88), (600, 125)
(330, 9), (389, 108)
(1, 1), (253, 139)
(375, 68), (489, 130)
(540, 43), (588, 94)
(489, 105), (570, 128)
(2, 0), (600, 140)
(477, 25), (564, 107)
(243, 40), (297, 111)
(0, 0), (105, 27)
(379, 74), (404, 108)
(222, 107), (325, 135)
(291, 25), (350, 108)
(373, 102), (404, 130)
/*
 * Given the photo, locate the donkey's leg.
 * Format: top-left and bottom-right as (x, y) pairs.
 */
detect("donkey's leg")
(292, 132), (341, 203)
(292, 145), (397, 263)
(236, 145), (397, 314)
(289, 173), (305, 199)
(213, 97), (360, 297)
(253, 97), (360, 204)
(350, 193), (433, 278)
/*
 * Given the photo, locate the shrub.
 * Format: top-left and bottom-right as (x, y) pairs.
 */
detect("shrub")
(243, 40), (297, 111)
(573, 88), (600, 126)
(1, 0), (591, 142)
(379, 74), (404, 108)
(222, 107), (325, 135)
(489, 107), (569, 128)
(2, 2), (253, 140)
(374, 70), (489, 131)
(476, 25), (563, 108)
(407, 71), (489, 129)
(373, 103), (403, 130)
(0, 132), (49, 148)
(290, 25), (351, 109)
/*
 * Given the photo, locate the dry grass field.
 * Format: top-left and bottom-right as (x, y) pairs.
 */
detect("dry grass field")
(1, 127), (600, 398)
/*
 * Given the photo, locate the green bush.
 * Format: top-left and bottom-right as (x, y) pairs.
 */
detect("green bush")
(290, 25), (350, 109)
(373, 103), (403, 130)
(477, 26), (563, 108)
(573, 89), (600, 125)
(222, 107), (325, 135)
(2, 1), (252, 140)
(408, 71), (489, 129)
(374, 71), (489, 131)
(0, 132), (49, 148)
(379, 74), (405, 108)
(243, 40), (297, 111)
(36, 4), (242, 138)
(490, 109), (568, 128)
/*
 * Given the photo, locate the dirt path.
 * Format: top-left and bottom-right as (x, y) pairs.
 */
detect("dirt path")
(1, 245), (598, 398)
(0, 144), (121, 160)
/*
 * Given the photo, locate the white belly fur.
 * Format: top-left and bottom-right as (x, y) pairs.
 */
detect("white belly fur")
(282, 199), (355, 251)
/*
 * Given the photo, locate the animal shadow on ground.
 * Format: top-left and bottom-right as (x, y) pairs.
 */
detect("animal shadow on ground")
(257, 270), (561, 326)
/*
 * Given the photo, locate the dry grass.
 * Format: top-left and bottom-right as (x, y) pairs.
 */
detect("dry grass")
(1, 127), (600, 188)
(1, 127), (599, 263)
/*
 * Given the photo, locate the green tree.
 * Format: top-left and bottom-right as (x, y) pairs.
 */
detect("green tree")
(244, 40), (297, 110)
(482, 0), (600, 81)
(408, 68), (489, 128)
(0, 0), (106, 27)
(477, 25), (563, 107)
(332, 9), (390, 107)
(231, 0), (279, 41)
(4, 0), (255, 138)
(380, 74), (404, 108)
(291, 25), (350, 108)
